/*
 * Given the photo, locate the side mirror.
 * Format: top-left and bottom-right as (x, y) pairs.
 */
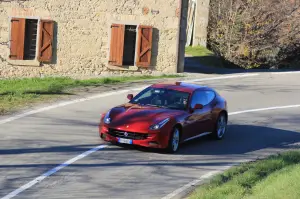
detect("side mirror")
(127, 94), (133, 100)
(189, 104), (204, 113)
(194, 104), (204, 110)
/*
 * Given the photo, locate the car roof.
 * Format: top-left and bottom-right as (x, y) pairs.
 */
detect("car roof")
(150, 82), (212, 93)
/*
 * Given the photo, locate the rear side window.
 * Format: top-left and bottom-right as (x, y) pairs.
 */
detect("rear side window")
(190, 91), (207, 108)
(190, 90), (216, 107)
(205, 91), (216, 104)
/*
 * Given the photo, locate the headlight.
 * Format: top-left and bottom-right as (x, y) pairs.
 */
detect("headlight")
(149, 118), (170, 130)
(103, 110), (111, 124)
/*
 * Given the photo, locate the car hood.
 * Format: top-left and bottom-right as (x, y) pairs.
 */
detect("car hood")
(107, 103), (183, 132)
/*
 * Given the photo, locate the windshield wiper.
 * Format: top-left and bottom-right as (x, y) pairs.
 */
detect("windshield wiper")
(144, 104), (171, 109)
(143, 104), (159, 107)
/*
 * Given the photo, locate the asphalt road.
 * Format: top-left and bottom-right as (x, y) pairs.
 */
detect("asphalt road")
(1, 72), (300, 199)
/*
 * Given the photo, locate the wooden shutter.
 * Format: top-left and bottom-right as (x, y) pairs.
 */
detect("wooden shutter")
(109, 24), (125, 66)
(136, 25), (153, 67)
(38, 20), (54, 62)
(9, 18), (26, 60)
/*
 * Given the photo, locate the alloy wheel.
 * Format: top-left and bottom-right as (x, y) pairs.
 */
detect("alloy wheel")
(172, 128), (180, 152)
(217, 114), (227, 138)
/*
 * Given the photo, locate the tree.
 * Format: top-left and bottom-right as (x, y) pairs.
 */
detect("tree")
(207, 0), (300, 69)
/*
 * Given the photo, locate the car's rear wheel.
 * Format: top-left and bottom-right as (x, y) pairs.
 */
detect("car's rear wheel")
(211, 113), (227, 140)
(166, 127), (180, 153)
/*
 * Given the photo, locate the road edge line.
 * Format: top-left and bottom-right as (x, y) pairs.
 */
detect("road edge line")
(0, 73), (259, 125)
(161, 104), (300, 199)
(2, 104), (300, 199)
(0, 145), (108, 199)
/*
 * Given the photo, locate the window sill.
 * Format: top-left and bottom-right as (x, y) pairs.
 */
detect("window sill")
(108, 64), (139, 71)
(7, 59), (41, 67)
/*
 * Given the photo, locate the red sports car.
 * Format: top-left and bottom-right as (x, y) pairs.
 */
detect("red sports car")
(99, 82), (228, 153)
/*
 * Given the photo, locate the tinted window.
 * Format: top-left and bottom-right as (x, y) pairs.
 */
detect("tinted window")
(190, 90), (216, 108)
(130, 87), (190, 110)
(190, 91), (208, 108)
(205, 91), (216, 104)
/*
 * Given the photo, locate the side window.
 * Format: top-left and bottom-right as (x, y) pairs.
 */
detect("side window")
(205, 91), (216, 104)
(190, 91), (208, 108)
(108, 24), (153, 67)
(9, 18), (54, 62)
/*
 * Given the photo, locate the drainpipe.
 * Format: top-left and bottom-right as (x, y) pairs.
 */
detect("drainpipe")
(176, 0), (188, 73)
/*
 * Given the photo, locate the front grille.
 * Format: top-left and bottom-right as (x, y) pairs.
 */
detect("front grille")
(108, 129), (148, 140)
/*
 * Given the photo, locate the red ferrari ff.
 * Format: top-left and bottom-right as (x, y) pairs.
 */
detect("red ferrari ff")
(99, 82), (228, 153)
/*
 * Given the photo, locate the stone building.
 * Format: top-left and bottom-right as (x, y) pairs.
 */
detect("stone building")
(0, 0), (189, 78)
(186, 0), (210, 47)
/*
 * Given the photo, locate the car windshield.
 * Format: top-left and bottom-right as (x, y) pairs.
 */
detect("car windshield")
(129, 87), (190, 110)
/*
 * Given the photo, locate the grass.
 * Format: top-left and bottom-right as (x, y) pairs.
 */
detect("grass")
(185, 46), (215, 57)
(185, 46), (223, 68)
(0, 74), (182, 115)
(188, 150), (300, 199)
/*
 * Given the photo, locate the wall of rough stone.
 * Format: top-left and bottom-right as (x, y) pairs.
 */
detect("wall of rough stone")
(0, 0), (181, 79)
(192, 0), (210, 47)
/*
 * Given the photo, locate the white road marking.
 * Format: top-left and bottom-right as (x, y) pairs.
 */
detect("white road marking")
(0, 71), (299, 199)
(1, 71), (300, 126)
(2, 104), (300, 199)
(229, 104), (300, 116)
(0, 86), (147, 125)
(160, 171), (221, 199)
(0, 74), (259, 125)
(161, 163), (246, 199)
(184, 73), (259, 83)
(1, 145), (108, 199)
(271, 71), (300, 75)
(161, 104), (300, 199)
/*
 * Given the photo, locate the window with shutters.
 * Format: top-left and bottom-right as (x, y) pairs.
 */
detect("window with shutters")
(24, 19), (38, 60)
(109, 24), (153, 68)
(9, 17), (54, 63)
(123, 25), (137, 66)
(135, 25), (153, 67)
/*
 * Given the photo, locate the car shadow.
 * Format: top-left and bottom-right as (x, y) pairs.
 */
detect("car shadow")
(0, 125), (299, 177)
(116, 124), (300, 155)
(178, 124), (300, 155)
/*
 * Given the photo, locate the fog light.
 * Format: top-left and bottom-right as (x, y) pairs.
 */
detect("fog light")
(149, 141), (159, 146)
(100, 133), (107, 139)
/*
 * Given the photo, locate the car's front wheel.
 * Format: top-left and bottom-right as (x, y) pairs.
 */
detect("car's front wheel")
(211, 113), (227, 140)
(166, 127), (181, 153)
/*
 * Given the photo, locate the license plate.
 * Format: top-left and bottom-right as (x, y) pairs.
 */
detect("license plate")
(117, 138), (133, 144)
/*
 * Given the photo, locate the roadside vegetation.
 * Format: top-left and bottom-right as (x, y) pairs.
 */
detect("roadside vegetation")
(0, 74), (182, 115)
(207, 0), (300, 69)
(185, 46), (215, 57)
(185, 46), (223, 68)
(188, 150), (300, 199)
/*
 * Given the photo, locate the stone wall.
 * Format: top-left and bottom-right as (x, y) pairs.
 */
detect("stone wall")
(0, 0), (181, 78)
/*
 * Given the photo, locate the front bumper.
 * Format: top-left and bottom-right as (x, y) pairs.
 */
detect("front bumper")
(99, 125), (169, 149)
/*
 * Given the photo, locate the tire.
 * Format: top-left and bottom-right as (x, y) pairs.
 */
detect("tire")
(211, 112), (227, 140)
(99, 133), (104, 139)
(166, 127), (181, 153)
